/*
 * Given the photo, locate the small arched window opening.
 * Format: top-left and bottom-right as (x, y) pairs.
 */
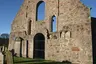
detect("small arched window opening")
(36, 1), (45, 21)
(51, 15), (56, 32)
(28, 20), (32, 35)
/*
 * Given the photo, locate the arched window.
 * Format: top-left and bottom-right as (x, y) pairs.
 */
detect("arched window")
(28, 20), (31, 35)
(51, 15), (56, 32)
(36, 1), (45, 21)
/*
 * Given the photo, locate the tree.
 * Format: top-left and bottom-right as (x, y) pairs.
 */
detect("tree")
(0, 33), (9, 39)
(0, 33), (9, 47)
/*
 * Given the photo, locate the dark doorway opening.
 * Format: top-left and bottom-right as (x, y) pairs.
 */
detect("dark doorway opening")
(26, 40), (28, 58)
(20, 39), (22, 57)
(91, 17), (96, 64)
(33, 33), (45, 59)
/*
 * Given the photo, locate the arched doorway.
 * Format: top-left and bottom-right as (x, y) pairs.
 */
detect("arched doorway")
(33, 33), (45, 59)
(14, 37), (23, 57)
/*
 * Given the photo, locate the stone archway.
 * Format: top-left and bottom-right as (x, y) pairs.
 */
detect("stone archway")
(14, 37), (23, 57)
(33, 33), (45, 59)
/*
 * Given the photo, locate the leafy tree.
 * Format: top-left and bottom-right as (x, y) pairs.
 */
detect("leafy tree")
(0, 33), (9, 47)
(0, 33), (9, 39)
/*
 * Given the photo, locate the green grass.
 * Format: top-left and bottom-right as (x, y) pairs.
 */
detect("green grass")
(14, 57), (71, 64)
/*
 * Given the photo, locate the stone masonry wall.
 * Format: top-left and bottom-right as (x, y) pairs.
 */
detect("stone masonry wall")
(8, 0), (93, 64)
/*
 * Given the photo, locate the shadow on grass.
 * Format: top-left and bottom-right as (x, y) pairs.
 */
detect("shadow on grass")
(14, 57), (72, 64)
(14, 59), (45, 63)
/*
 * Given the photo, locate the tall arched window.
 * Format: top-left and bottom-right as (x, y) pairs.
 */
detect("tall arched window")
(51, 15), (56, 32)
(36, 1), (45, 21)
(28, 20), (31, 35)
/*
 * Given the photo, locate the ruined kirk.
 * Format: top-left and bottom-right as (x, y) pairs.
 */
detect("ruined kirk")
(8, 0), (93, 64)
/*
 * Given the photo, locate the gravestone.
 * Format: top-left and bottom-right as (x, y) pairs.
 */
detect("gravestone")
(61, 31), (65, 38)
(5, 50), (13, 64)
(0, 52), (3, 64)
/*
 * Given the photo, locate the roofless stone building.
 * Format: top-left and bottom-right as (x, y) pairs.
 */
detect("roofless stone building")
(8, 0), (93, 64)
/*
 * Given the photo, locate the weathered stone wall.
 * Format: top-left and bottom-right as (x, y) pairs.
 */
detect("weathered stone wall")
(8, 0), (93, 64)
(0, 52), (3, 64)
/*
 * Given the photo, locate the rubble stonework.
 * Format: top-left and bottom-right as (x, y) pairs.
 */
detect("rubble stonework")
(8, 0), (93, 64)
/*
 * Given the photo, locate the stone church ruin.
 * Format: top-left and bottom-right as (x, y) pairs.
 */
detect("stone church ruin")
(8, 0), (94, 64)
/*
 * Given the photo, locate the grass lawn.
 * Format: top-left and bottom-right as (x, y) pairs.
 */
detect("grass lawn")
(14, 57), (71, 64)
